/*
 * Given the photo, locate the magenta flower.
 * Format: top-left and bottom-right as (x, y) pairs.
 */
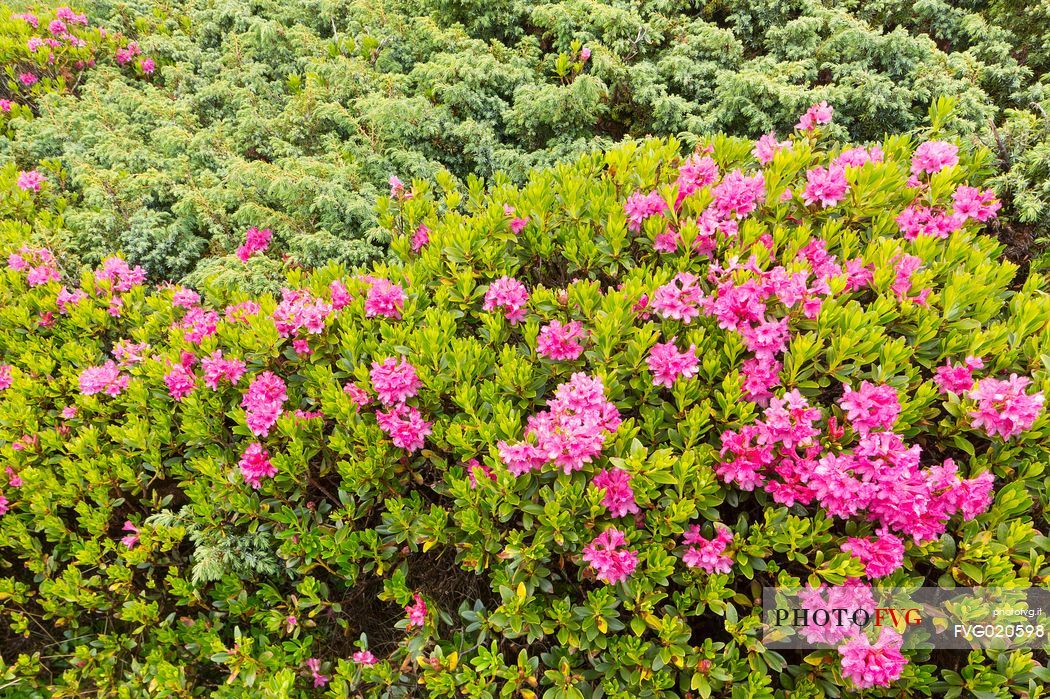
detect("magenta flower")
(841, 531), (905, 578)
(201, 350), (247, 389)
(364, 278), (407, 319)
(16, 170), (46, 192)
(952, 185), (1000, 222)
(405, 593), (427, 629)
(682, 524), (734, 574)
(140, 57), (155, 74)
(305, 658), (328, 687)
(911, 140), (958, 175)
(838, 628), (907, 689)
(18, 73), (38, 87)
(0, 365), (12, 392)
(839, 381), (900, 433)
(795, 101), (833, 131)
(591, 468), (639, 518)
(344, 383), (371, 410)
(934, 356), (983, 395)
(164, 364), (196, 401)
(968, 374), (1044, 439)
(752, 132), (791, 164)
(802, 165), (848, 208)
(483, 276), (529, 324)
(411, 223), (430, 252)
(623, 190), (667, 231)
(582, 528), (638, 584)
(238, 442), (276, 489)
(370, 356), (421, 406)
(353, 649), (378, 665)
(646, 339), (698, 387)
(376, 403), (432, 452)
(537, 320), (586, 361)
(710, 169), (765, 219)
(236, 226), (271, 261)
(120, 520), (140, 549)
(79, 361), (129, 396)
(241, 371), (287, 436)
(651, 272), (704, 324)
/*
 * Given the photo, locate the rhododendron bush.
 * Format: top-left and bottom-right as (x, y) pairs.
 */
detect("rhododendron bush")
(1, 115), (1049, 696)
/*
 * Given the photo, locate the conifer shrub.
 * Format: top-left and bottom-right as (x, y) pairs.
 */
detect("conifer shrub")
(1, 106), (1047, 696)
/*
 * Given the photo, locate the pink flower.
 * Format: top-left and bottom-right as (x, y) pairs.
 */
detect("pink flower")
(592, 468), (639, 517)
(796, 101), (833, 131)
(411, 223), (430, 252)
(675, 154), (719, 207)
(895, 204), (963, 240)
(841, 531), (905, 578)
(968, 374), (1044, 439)
(201, 350), (246, 389)
(164, 364), (196, 401)
(483, 276), (529, 324)
(0, 495), (8, 515)
(710, 170), (765, 219)
(285, 615), (297, 632)
(61, 406), (77, 419)
(682, 524), (734, 574)
(18, 73), (38, 87)
(582, 528), (638, 584)
(370, 356), (421, 406)
(389, 175), (406, 199)
(651, 272), (704, 323)
(752, 132), (791, 164)
(405, 593), (427, 629)
(236, 226), (272, 261)
(79, 361), (129, 396)
(911, 140), (959, 176)
(834, 146), (883, 168)
(580, 47), (591, 61)
(952, 185), (1000, 222)
(376, 404), (432, 452)
(364, 278), (407, 319)
(171, 287), (200, 308)
(802, 165), (848, 208)
(0, 99), (12, 112)
(353, 650), (378, 665)
(344, 383), (371, 410)
(652, 229), (679, 253)
(838, 628), (907, 689)
(94, 257), (146, 291)
(934, 356), (983, 394)
(242, 372), (287, 437)
(498, 373), (620, 475)
(239, 442), (277, 489)
(624, 191), (667, 231)
(272, 288), (332, 337)
(741, 356), (781, 404)
(27, 37), (44, 52)
(140, 57), (155, 74)
(48, 19), (67, 34)
(120, 521), (140, 549)
(179, 307), (220, 344)
(16, 170), (46, 191)
(329, 279), (352, 309)
(224, 300), (261, 323)
(646, 339), (698, 387)
(537, 320), (586, 361)
(839, 381), (900, 433)
(12, 13), (39, 28)
(890, 254), (931, 305)
(305, 658), (328, 687)
(0, 365), (11, 392)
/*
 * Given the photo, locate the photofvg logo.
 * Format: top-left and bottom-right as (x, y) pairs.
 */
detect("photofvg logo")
(762, 586), (1050, 650)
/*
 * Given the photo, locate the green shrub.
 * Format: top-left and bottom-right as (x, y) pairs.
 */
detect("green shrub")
(1, 111), (1047, 696)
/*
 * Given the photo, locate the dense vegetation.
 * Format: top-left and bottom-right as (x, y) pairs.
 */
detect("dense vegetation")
(0, 1), (1048, 697)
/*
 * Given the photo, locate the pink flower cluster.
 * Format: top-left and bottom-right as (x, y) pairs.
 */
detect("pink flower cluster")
(624, 191), (668, 231)
(120, 521), (140, 549)
(591, 468), (639, 517)
(582, 527), (638, 583)
(968, 375), (1045, 439)
(890, 254), (931, 305)
(753, 133), (791, 165)
(79, 361), (129, 396)
(353, 650), (378, 665)
(674, 153), (719, 206)
(405, 593), (427, 629)
(483, 276), (529, 324)
(363, 277), (407, 319)
(16, 170), (46, 192)
(710, 169), (765, 220)
(411, 223), (430, 252)
(652, 272), (704, 323)
(238, 442), (277, 489)
(911, 141), (958, 176)
(202, 350), (246, 389)
(178, 307), (220, 344)
(8, 245), (60, 287)
(272, 288), (332, 338)
(376, 404), (432, 452)
(682, 524), (733, 573)
(242, 371), (287, 436)
(164, 364), (196, 401)
(0, 365), (12, 391)
(94, 257), (146, 292)
(718, 386), (996, 543)
(498, 373), (621, 475)
(952, 186), (1000, 222)
(796, 101), (833, 131)
(646, 339), (698, 387)
(370, 357), (421, 406)
(934, 356), (984, 394)
(838, 627), (907, 689)
(802, 165), (848, 208)
(305, 658), (328, 687)
(841, 530), (905, 578)
(834, 145), (883, 169)
(537, 320), (585, 361)
(236, 226), (271, 261)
